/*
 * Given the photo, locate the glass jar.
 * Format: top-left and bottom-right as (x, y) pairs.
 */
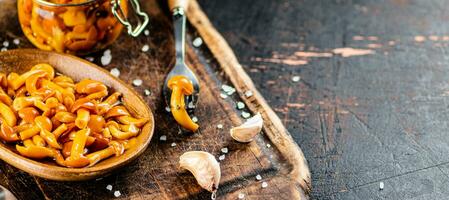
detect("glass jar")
(17, 0), (149, 55)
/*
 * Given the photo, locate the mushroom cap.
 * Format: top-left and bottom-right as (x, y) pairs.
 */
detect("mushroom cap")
(167, 75), (194, 95)
(75, 79), (107, 94)
(31, 63), (55, 80)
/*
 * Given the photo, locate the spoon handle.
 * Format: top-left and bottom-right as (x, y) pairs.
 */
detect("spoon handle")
(168, 0), (189, 12)
(171, 0), (187, 65)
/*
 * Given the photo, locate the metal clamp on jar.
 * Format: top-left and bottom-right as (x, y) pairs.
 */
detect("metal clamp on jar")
(17, 0), (149, 54)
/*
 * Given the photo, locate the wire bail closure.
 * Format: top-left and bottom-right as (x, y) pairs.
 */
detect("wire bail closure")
(111, 0), (149, 37)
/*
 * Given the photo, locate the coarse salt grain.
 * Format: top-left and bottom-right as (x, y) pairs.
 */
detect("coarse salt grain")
(222, 84), (232, 90)
(266, 144), (271, 148)
(256, 174), (262, 181)
(85, 57), (94, 62)
(165, 106), (171, 112)
(238, 193), (245, 199)
(218, 154), (225, 161)
(13, 39), (20, 45)
(132, 79), (143, 86)
(114, 191), (121, 197)
(106, 185), (113, 191)
(217, 124), (223, 129)
(220, 93), (228, 99)
(379, 182), (384, 190)
(236, 102), (245, 110)
(221, 147), (228, 154)
(3, 41), (9, 47)
(245, 90), (253, 97)
(101, 54), (112, 66)
(171, 142), (177, 147)
(192, 116), (198, 123)
(104, 49), (111, 55)
(141, 44), (149, 52)
(261, 182), (268, 188)
(221, 84), (235, 95)
(192, 37), (203, 47)
(187, 101), (195, 109)
(241, 111), (251, 119)
(144, 89), (151, 96)
(144, 29), (150, 36)
(292, 75), (301, 82)
(110, 68), (120, 77)
(159, 135), (167, 141)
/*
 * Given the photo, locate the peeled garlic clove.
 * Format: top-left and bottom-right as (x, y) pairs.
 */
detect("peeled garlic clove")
(230, 113), (263, 142)
(179, 151), (221, 193)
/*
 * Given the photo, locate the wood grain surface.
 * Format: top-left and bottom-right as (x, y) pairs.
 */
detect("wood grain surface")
(198, 0), (449, 199)
(0, 0), (309, 199)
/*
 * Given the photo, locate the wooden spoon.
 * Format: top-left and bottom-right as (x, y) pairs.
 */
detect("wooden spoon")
(0, 49), (154, 181)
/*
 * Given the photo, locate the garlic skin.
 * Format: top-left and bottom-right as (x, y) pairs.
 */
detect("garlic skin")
(230, 113), (263, 143)
(179, 151), (221, 192)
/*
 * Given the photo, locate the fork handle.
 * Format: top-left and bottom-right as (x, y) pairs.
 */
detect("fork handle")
(168, 0), (189, 12)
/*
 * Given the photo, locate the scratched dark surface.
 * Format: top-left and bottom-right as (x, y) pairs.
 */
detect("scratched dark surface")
(198, 0), (449, 199)
(0, 0), (306, 199)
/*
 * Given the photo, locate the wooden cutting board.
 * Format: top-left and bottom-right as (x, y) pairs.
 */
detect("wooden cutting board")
(0, 0), (310, 199)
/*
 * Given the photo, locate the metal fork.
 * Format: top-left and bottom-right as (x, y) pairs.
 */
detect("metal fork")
(163, 0), (200, 113)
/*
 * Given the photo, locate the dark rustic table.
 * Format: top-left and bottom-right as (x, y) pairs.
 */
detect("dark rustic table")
(199, 0), (449, 199)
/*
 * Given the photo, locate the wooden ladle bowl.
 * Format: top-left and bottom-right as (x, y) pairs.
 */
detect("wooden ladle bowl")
(0, 49), (154, 181)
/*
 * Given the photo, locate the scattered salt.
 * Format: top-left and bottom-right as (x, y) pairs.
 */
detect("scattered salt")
(187, 101), (195, 109)
(101, 54), (112, 65)
(85, 57), (94, 62)
(141, 44), (149, 52)
(165, 106), (171, 112)
(220, 93), (228, 99)
(13, 39), (20, 45)
(266, 144), (271, 148)
(110, 68), (120, 77)
(3, 41), (9, 47)
(217, 124), (223, 129)
(114, 190), (121, 197)
(241, 111), (251, 119)
(222, 84), (236, 95)
(221, 147), (228, 154)
(379, 182), (384, 190)
(261, 182), (268, 188)
(236, 102), (245, 110)
(192, 116), (198, 123)
(218, 154), (225, 161)
(244, 90), (253, 97)
(144, 89), (151, 96)
(256, 174), (262, 181)
(132, 79), (143, 86)
(192, 37), (203, 47)
(292, 76), (301, 82)
(171, 142), (177, 147)
(159, 135), (167, 141)
(238, 193), (245, 199)
(106, 185), (113, 191)
(144, 29), (150, 36)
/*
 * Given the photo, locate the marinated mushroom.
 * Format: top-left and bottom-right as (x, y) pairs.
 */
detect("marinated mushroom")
(167, 75), (199, 132)
(0, 63), (148, 168)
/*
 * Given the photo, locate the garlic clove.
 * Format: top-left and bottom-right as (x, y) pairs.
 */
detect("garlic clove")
(230, 113), (263, 143)
(179, 151), (221, 193)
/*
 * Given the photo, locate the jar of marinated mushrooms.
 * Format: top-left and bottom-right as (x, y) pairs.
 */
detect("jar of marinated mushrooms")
(17, 0), (149, 55)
